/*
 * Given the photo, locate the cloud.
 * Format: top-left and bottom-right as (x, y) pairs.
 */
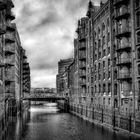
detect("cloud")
(13, 0), (103, 88)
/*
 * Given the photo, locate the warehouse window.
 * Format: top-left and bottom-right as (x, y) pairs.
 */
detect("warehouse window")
(98, 39), (101, 48)
(95, 85), (97, 93)
(103, 72), (106, 79)
(103, 84), (106, 93)
(103, 61), (105, 68)
(108, 83), (111, 93)
(98, 27), (100, 34)
(114, 84), (117, 95)
(99, 73), (101, 80)
(98, 62), (101, 70)
(108, 58), (111, 66)
(114, 99), (118, 108)
(99, 84), (101, 93)
(103, 49), (106, 57)
(103, 36), (105, 45)
(102, 22), (105, 31)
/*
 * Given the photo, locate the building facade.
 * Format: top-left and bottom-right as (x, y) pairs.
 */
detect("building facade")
(0, 0), (31, 138)
(56, 58), (74, 96)
(57, 0), (140, 136)
(30, 87), (56, 98)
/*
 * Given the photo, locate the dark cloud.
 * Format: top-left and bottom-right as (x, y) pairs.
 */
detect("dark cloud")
(13, 0), (102, 88)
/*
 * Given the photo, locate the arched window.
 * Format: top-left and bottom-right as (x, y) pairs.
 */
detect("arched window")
(98, 39), (101, 48)
(136, 11), (140, 28)
(95, 85), (97, 93)
(103, 61), (105, 68)
(98, 27), (100, 34)
(114, 99), (118, 108)
(99, 73), (101, 80)
(95, 42), (97, 49)
(94, 31), (96, 38)
(103, 83), (106, 93)
(108, 98), (110, 105)
(99, 84), (101, 93)
(102, 22), (105, 31)
(103, 72), (106, 79)
(94, 64), (96, 70)
(108, 58), (111, 66)
(114, 70), (117, 79)
(103, 98), (105, 105)
(108, 83), (111, 93)
(98, 62), (101, 70)
(114, 83), (117, 95)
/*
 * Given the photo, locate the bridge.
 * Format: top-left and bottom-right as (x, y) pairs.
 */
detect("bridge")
(23, 96), (66, 102)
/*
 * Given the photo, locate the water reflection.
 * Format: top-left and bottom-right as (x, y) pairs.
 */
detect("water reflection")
(2, 103), (140, 140)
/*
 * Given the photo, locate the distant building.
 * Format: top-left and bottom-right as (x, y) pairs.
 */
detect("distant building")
(31, 87), (56, 97)
(56, 58), (74, 96)
(22, 49), (31, 97)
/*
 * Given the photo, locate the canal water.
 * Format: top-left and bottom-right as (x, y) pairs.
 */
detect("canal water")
(2, 103), (140, 140)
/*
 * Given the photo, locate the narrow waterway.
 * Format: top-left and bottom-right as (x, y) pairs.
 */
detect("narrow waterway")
(2, 103), (140, 140)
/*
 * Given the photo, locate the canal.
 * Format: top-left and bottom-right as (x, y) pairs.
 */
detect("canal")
(2, 103), (140, 140)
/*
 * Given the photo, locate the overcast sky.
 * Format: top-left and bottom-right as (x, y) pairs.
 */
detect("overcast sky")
(13, 0), (103, 88)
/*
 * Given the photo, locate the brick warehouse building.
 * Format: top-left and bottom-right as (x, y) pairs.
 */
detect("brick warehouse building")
(0, 0), (31, 138)
(57, 0), (140, 135)
(56, 58), (74, 97)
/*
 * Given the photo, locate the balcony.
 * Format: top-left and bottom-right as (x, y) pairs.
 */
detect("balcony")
(0, 0), (6, 10)
(79, 81), (86, 86)
(5, 34), (15, 43)
(113, 0), (129, 7)
(116, 28), (131, 38)
(4, 46), (15, 55)
(6, 10), (15, 20)
(79, 71), (86, 78)
(23, 62), (28, 66)
(78, 34), (86, 42)
(4, 59), (14, 67)
(5, 76), (14, 84)
(23, 54), (27, 59)
(115, 12), (130, 21)
(23, 67), (29, 71)
(79, 44), (86, 50)
(23, 72), (30, 76)
(117, 72), (132, 81)
(79, 63), (86, 69)
(6, 23), (16, 32)
(79, 54), (86, 60)
(116, 58), (131, 66)
(116, 44), (131, 52)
